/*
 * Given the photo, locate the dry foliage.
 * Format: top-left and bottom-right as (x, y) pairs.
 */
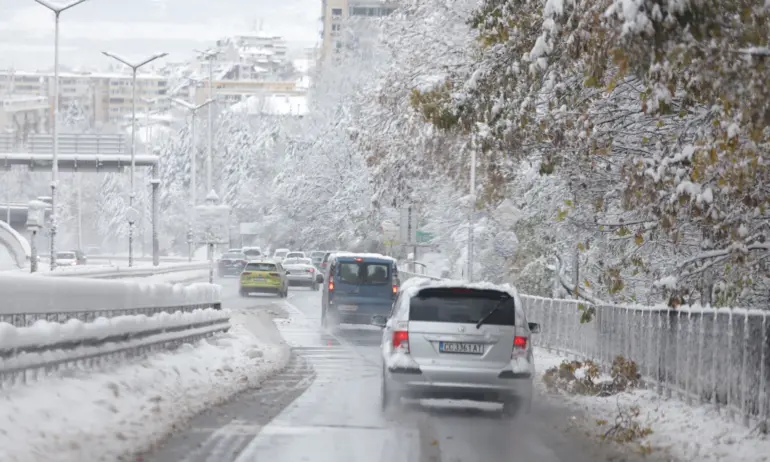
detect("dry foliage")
(542, 356), (641, 396)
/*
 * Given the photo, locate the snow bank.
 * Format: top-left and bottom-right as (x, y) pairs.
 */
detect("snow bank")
(534, 348), (770, 462)
(0, 273), (220, 315)
(0, 311), (291, 462)
(0, 308), (228, 351)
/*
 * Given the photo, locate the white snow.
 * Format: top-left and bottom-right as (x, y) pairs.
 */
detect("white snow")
(534, 348), (770, 462)
(0, 308), (227, 351)
(0, 272), (220, 316)
(0, 311), (291, 462)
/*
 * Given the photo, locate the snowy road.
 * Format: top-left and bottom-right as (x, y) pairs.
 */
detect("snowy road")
(145, 278), (659, 462)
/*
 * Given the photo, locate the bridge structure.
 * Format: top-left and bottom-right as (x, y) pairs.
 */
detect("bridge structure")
(0, 133), (160, 268)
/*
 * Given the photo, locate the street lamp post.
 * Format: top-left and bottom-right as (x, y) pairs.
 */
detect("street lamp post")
(32, 0), (91, 270)
(196, 190), (230, 284)
(467, 146), (476, 282)
(170, 97), (214, 261)
(26, 199), (48, 273)
(101, 51), (168, 267)
(194, 49), (219, 193)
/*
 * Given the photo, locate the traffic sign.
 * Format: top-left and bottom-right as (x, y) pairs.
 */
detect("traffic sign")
(399, 206), (417, 244)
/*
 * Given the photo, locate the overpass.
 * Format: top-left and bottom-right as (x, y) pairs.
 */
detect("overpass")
(0, 133), (159, 171)
(0, 133), (160, 267)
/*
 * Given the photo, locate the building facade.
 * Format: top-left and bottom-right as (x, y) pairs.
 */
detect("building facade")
(0, 70), (168, 129)
(320, 0), (397, 62)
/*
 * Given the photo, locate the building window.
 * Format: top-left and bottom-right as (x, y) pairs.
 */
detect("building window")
(331, 7), (342, 16)
(332, 24), (341, 31)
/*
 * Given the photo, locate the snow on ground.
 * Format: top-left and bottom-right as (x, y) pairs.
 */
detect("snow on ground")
(0, 310), (291, 462)
(534, 348), (770, 462)
(129, 268), (209, 284)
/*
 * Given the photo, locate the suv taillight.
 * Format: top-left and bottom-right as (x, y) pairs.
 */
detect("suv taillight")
(328, 277), (334, 291)
(392, 331), (409, 353)
(512, 336), (527, 358)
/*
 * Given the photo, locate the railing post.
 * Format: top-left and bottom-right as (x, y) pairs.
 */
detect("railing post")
(759, 313), (768, 431)
(741, 312), (750, 426)
(712, 310), (719, 411)
(727, 311), (735, 420)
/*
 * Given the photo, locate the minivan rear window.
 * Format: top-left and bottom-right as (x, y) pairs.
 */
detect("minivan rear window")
(409, 288), (515, 325)
(338, 262), (390, 284)
(245, 263), (276, 271)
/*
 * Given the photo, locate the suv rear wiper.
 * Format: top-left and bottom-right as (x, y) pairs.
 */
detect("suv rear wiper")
(475, 297), (510, 329)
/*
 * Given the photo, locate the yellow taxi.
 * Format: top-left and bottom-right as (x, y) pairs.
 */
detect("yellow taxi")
(239, 259), (289, 298)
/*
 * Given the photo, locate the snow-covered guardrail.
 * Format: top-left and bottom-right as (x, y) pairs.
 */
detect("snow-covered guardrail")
(399, 271), (770, 429)
(0, 308), (230, 388)
(41, 261), (210, 280)
(0, 273), (221, 327)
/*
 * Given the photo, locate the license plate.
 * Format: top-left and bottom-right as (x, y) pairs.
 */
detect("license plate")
(337, 305), (358, 311)
(253, 277), (266, 282)
(439, 342), (485, 354)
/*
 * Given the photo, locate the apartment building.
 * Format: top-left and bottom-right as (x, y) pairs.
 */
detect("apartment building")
(320, 0), (397, 62)
(0, 69), (169, 129)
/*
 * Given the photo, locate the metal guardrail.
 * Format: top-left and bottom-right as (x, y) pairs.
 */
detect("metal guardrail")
(0, 302), (221, 328)
(0, 309), (230, 388)
(399, 270), (769, 430)
(0, 133), (128, 154)
(42, 261), (210, 279)
(522, 296), (770, 430)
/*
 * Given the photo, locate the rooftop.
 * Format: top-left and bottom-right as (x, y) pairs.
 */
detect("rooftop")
(0, 70), (166, 80)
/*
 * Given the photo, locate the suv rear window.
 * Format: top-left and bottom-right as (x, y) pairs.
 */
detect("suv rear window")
(244, 249), (261, 258)
(338, 261), (390, 284)
(409, 288), (515, 325)
(245, 263), (276, 271)
(222, 253), (245, 259)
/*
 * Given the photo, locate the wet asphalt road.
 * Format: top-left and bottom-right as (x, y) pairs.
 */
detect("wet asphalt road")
(145, 278), (659, 462)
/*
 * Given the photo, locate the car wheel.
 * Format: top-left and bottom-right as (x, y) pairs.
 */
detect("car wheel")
(239, 288), (248, 297)
(381, 367), (399, 411)
(311, 283), (319, 291)
(501, 396), (524, 418)
(321, 307), (328, 328)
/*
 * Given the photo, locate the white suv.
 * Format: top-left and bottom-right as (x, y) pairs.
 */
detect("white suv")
(371, 278), (540, 416)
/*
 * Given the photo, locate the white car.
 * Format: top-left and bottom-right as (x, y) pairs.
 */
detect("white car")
(371, 278), (540, 417)
(283, 257), (322, 290)
(273, 248), (290, 260)
(285, 251), (306, 260)
(242, 247), (262, 261)
(55, 251), (78, 266)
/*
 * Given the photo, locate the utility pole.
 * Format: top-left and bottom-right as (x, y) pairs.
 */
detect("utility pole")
(101, 51), (168, 267)
(32, 0), (91, 270)
(194, 48), (219, 194)
(170, 97), (215, 261)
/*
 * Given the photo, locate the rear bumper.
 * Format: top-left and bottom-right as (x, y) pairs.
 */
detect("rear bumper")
(385, 363), (532, 401)
(327, 300), (393, 324)
(288, 276), (315, 285)
(240, 281), (282, 289)
(240, 286), (281, 294)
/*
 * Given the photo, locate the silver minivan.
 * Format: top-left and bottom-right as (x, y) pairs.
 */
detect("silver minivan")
(372, 278), (540, 416)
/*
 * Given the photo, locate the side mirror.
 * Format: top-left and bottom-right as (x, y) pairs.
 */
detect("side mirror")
(528, 322), (541, 334)
(316, 273), (324, 283)
(371, 315), (388, 328)
(285, 270), (290, 275)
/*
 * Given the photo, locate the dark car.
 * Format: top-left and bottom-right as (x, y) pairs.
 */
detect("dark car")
(217, 252), (247, 277)
(319, 250), (343, 273)
(321, 253), (399, 328)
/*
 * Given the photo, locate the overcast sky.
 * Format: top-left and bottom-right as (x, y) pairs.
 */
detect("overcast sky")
(0, 0), (320, 70)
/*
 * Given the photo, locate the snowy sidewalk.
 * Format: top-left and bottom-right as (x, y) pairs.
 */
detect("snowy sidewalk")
(534, 348), (769, 462)
(0, 310), (291, 462)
